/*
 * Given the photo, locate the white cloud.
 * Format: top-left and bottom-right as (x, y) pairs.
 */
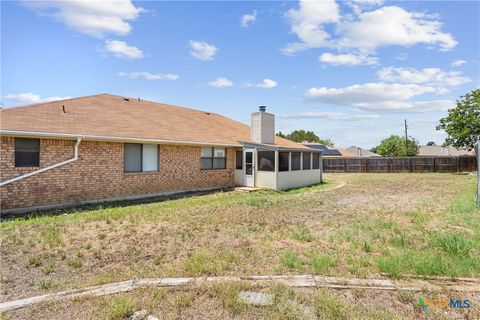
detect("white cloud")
(395, 53), (408, 61)
(3, 93), (70, 105)
(305, 82), (451, 112)
(283, 1), (457, 57)
(336, 6), (457, 51)
(103, 40), (143, 59)
(117, 72), (179, 80)
(451, 59), (467, 67)
(240, 10), (257, 28)
(247, 79), (278, 89)
(23, 0), (143, 38)
(283, 0), (340, 55)
(378, 67), (470, 86)
(280, 111), (379, 121)
(319, 52), (378, 65)
(208, 77), (234, 88)
(189, 40), (218, 61)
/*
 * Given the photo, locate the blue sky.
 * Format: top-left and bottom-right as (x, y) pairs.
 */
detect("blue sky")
(2, 0), (479, 148)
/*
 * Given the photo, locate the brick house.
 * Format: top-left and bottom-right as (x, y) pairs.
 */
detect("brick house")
(0, 94), (322, 213)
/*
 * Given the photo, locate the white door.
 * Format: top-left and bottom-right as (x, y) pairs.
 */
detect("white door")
(244, 150), (254, 187)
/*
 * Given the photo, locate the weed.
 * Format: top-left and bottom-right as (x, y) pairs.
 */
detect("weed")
(154, 254), (165, 266)
(68, 258), (83, 269)
(311, 255), (337, 274)
(173, 292), (193, 309)
(27, 257), (42, 268)
(41, 226), (63, 247)
(183, 249), (238, 276)
(208, 282), (248, 313)
(105, 296), (135, 320)
(153, 288), (166, 302)
(362, 241), (372, 253)
(38, 279), (56, 290)
(280, 250), (303, 270)
(291, 224), (315, 242)
(42, 264), (55, 275)
(431, 233), (472, 256)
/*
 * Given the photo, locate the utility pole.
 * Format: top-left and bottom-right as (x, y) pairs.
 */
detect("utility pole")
(404, 119), (408, 150)
(475, 140), (479, 207)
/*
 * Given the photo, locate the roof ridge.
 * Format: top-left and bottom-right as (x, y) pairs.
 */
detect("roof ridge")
(1, 93), (109, 112)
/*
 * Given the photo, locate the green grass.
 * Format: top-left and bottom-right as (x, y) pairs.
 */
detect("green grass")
(311, 255), (337, 274)
(182, 249), (239, 276)
(291, 224), (315, 242)
(1, 173), (479, 303)
(104, 296), (135, 320)
(280, 250), (303, 270)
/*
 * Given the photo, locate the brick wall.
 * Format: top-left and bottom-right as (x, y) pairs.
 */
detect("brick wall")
(0, 136), (235, 211)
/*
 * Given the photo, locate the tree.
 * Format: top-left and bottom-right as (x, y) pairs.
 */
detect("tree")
(375, 135), (419, 157)
(437, 89), (480, 149)
(276, 130), (334, 146)
(426, 141), (436, 146)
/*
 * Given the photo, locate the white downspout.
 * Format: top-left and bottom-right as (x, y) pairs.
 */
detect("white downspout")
(0, 138), (82, 187)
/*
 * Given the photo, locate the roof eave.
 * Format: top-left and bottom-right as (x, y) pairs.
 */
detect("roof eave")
(0, 130), (242, 147)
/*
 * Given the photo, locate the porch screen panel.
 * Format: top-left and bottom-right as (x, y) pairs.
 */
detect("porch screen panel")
(279, 152), (289, 171)
(258, 151), (275, 172)
(303, 152), (311, 170)
(313, 153), (320, 169)
(125, 143), (142, 172)
(235, 150), (243, 169)
(291, 152), (301, 171)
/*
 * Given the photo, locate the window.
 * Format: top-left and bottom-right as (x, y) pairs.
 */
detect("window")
(291, 152), (301, 171)
(15, 138), (40, 167)
(235, 150), (243, 170)
(279, 152), (289, 172)
(201, 147), (226, 170)
(303, 152), (311, 170)
(258, 151), (275, 171)
(313, 153), (320, 169)
(124, 143), (158, 172)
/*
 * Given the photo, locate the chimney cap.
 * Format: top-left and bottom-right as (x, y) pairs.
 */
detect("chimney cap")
(259, 105), (266, 112)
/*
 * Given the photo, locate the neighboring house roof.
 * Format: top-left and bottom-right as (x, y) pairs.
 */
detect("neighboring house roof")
(335, 148), (353, 157)
(419, 145), (475, 156)
(303, 143), (343, 156)
(1, 94), (308, 150)
(346, 146), (382, 157)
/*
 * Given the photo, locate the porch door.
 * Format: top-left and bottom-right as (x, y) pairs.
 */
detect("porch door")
(244, 150), (254, 187)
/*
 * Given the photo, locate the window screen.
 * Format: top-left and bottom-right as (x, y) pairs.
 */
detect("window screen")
(279, 152), (289, 172)
(313, 153), (320, 169)
(258, 151), (275, 171)
(235, 150), (243, 170)
(303, 152), (311, 170)
(125, 144), (142, 172)
(291, 152), (301, 171)
(142, 144), (158, 172)
(15, 138), (40, 167)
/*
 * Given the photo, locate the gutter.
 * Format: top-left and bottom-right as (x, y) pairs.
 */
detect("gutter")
(0, 138), (82, 187)
(0, 130), (242, 148)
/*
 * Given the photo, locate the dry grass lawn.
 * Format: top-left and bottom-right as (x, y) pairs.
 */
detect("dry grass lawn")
(1, 173), (479, 319)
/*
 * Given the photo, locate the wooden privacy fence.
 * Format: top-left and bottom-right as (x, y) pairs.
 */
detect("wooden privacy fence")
(323, 156), (477, 173)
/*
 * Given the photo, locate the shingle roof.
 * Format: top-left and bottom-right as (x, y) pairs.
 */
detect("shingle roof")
(346, 146), (382, 157)
(303, 143), (342, 156)
(419, 145), (474, 156)
(0, 93), (307, 149)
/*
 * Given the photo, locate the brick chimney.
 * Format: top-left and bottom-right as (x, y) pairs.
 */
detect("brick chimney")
(251, 106), (275, 144)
